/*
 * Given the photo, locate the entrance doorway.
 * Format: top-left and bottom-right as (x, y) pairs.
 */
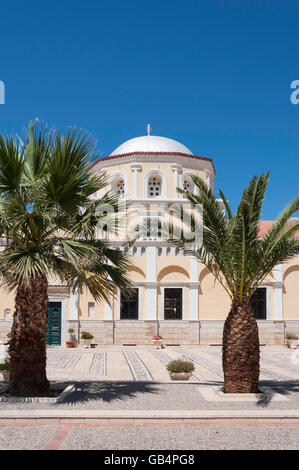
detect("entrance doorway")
(46, 302), (62, 345)
(164, 288), (183, 320)
(250, 288), (267, 320)
(120, 289), (139, 319)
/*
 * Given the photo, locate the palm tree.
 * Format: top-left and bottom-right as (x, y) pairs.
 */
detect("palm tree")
(170, 173), (299, 393)
(0, 122), (131, 396)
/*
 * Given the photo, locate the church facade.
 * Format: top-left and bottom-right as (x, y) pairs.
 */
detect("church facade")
(0, 129), (298, 346)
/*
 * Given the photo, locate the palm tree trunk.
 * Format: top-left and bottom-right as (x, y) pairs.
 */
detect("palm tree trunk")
(8, 275), (50, 396)
(222, 302), (260, 393)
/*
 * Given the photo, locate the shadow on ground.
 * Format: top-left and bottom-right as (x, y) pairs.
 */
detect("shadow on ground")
(47, 379), (299, 408)
(56, 381), (164, 405)
(256, 380), (299, 407)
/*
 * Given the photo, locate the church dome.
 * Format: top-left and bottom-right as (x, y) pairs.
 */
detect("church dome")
(110, 129), (193, 156)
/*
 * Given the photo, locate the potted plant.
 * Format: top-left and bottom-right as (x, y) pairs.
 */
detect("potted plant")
(152, 335), (163, 349)
(81, 331), (94, 348)
(285, 332), (299, 349)
(66, 328), (75, 348)
(0, 360), (9, 382)
(167, 357), (195, 381)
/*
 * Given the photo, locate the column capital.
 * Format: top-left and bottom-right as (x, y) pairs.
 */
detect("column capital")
(131, 164), (142, 172)
(171, 163), (182, 173)
(189, 282), (200, 288)
(272, 281), (284, 288)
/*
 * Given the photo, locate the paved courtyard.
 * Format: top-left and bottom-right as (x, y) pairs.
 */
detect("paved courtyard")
(1, 346), (299, 450)
(0, 345), (298, 412)
(41, 345), (299, 383)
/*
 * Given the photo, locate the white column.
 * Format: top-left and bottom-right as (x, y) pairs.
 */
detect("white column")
(131, 164), (141, 198)
(189, 256), (199, 320)
(147, 245), (157, 281)
(171, 164), (181, 198)
(69, 288), (79, 320)
(105, 298), (113, 320)
(104, 259), (113, 320)
(145, 246), (157, 320)
(204, 169), (211, 190)
(273, 264), (284, 320)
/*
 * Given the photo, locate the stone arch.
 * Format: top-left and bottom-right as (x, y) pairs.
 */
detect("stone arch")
(283, 265), (299, 319)
(283, 265), (299, 281)
(198, 266), (212, 285)
(158, 265), (190, 283)
(127, 265), (146, 283)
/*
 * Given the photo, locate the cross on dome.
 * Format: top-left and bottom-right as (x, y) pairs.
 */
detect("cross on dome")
(147, 124), (151, 136)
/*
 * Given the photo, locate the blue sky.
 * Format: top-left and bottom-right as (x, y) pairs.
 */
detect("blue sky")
(0, 0), (298, 218)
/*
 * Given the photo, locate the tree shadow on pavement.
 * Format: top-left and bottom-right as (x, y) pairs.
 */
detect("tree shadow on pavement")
(256, 380), (299, 407)
(57, 381), (161, 405)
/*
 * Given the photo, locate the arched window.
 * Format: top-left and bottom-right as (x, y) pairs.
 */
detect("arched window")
(148, 174), (162, 198)
(182, 175), (194, 195)
(111, 175), (126, 197)
(4, 309), (12, 321)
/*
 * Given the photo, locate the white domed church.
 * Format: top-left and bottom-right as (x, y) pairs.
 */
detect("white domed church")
(0, 127), (298, 346)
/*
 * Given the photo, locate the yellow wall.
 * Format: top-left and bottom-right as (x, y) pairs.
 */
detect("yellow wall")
(283, 264), (299, 319)
(102, 162), (209, 200)
(198, 267), (231, 320)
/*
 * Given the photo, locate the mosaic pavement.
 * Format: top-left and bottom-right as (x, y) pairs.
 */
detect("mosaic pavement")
(12, 346), (297, 383)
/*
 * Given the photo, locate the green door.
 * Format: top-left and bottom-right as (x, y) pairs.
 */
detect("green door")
(46, 302), (62, 346)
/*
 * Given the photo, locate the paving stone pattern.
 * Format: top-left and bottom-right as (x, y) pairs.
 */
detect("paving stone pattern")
(123, 351), (153, 381)
(7, 346), (295, 385)
(203, 348), (295, 382)
(89, 353), (107, 376)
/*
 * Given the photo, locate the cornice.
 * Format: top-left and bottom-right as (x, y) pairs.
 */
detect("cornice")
(89, 152), (215, 175)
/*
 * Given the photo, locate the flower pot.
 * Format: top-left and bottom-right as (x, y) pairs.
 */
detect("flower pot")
(83, 339), (92, 348)
(153, 339), (162, 349)
(1, 371), (9, 381)
(169, 372), (192, 381)
(290, 340), (299, 349)
(66, 341), (74, 348)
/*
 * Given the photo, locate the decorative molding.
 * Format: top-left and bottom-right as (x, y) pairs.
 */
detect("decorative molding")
(272, 281), (284, 288)
(130, 164), (142, 171)
(89, 152), (215, 176)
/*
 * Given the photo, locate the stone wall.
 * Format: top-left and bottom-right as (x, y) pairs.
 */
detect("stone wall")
(199, 321), (223, 345)
(78, 321), (114, 345)
(158, 321), (200, 345)
(0, 319), (291, 347)
(68, 320), (286, 346)
(285, 321), (299, 338)
(258, 321), (285, 345)
(68, 320), (201, 345)
(114, 321), (157, 345)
